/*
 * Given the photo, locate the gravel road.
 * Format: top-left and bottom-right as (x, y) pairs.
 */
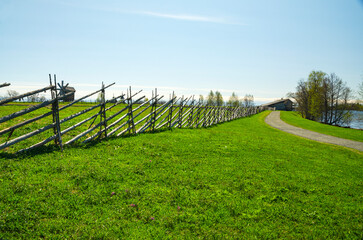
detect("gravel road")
(265, 111), (363, 152)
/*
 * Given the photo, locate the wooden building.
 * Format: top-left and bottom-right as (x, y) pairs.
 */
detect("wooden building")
(261, 98), (293, 111)
(62, 86), (76, 102)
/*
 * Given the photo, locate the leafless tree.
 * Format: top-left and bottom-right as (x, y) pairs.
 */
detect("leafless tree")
(6, 90), (19, 98)
(242, 94), (254, 108)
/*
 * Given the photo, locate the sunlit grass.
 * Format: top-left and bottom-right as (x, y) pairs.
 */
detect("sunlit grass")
(0, 112), (362, 238)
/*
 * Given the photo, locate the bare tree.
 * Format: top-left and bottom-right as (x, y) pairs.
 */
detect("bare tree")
(358, 81), (363, 102)
(6, 90), (19, 98)
(26, 93), (40, 102)
(242, 94), (254, 108)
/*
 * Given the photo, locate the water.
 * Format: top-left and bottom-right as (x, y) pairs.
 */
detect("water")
(345, 111), (363, 130)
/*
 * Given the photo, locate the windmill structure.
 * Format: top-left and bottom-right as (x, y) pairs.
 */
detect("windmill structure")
(58, 80), (75, 102)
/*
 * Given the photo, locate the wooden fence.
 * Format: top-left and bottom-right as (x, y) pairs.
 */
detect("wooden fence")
(0, 75), (262, 154)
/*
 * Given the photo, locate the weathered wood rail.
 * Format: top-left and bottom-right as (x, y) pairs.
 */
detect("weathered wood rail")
(0, 76), (262, 154)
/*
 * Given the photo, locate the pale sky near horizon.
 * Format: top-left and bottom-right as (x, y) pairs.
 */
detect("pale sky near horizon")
(0, 0), (362, 104)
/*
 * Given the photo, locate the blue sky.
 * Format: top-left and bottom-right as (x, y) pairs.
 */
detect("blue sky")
(0, 0), (362, 103)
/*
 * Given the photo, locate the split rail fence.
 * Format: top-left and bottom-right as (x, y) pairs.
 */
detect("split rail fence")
(0, 75), (262, 154)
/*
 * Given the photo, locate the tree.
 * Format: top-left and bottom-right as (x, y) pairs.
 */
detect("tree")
(199, 95), (204, 105)
(215, 91), (224, 106)
(358, 81), (363, 101)
(228, 92), (239, 107)
(6, 90), (19, 98)
(27, 93), (40, 102)
(96, 92), (103, 103)
(288, 80), (310, 119)
(242, 94), (254, 108)
(307, 71), (326, 121)
(207, 90), (215, 106)
(291, 71), (352, 126)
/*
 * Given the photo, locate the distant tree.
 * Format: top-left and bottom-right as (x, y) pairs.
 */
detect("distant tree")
(288, 80), (310, 119)
(307, 71), (326, 121)
(39, 95), (46, 102)
(199, 95), (204, 105)
(228, 92), (239, 107)
(207, 90), (215, 106)
(322, 73), (352, 125)
(291, 70), (352, 126)
(96, 92), (103, 103)
(215, 91), (223, 106)
(6, 90), (19, 98)
(358, 81), (363, 101)
(27, 93), (40, 102)
(242, 94), (254, 108)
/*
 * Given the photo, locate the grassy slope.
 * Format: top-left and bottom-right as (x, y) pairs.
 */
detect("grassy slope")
(0, 112), (362, 239)
(280, 111), (363, 142)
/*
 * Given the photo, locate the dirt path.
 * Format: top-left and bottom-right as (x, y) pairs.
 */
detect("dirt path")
(265, 111), (363, 152)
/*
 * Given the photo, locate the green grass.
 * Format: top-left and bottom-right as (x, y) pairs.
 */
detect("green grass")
(1, 101), (225, 153)
(280, 111), (363, 142)
(0, 112), (362, 239)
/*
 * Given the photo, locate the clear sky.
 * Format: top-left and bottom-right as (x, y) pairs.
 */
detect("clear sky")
(0, 0), (362, 104)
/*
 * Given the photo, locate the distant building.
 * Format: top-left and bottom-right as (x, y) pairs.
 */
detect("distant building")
(261, 98), (293, 111)
(62, 86), (75, 102)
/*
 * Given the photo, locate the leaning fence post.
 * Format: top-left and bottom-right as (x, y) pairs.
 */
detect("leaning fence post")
(168, 91), (174, 129)
(152, 88), (157, 132)
(178, 96), (184, 128)
(99, 82), (107, 139)
(50, 74), (63, 151)
(127, 86), (136, 135)
(188, 96), (194, 127)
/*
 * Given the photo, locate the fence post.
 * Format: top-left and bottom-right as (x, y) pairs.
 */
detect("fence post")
(178, 96), (184, 128)
(99, 82), (107, 139)
(188, 96), (194, 127)
(168, 92), (174, 129)
(152, 88), (157, 132)
(49, 74), (63, 151)
(127, 86), (136, 135)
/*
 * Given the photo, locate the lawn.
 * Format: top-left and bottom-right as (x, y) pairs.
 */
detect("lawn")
(280, 111), (363, 142)
(0, 111), (362, 239)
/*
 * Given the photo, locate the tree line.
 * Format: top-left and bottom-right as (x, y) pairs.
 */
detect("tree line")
(288, 70), (356, 126)
(0, 90), (47, 102)
(1, 88), (255, 107)
(201, 90), (254, 107)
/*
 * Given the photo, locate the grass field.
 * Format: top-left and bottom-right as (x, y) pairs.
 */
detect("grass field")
(280, 111), (363, 142)
(0, 101), (240, 153)
(0, 111), (362, 239)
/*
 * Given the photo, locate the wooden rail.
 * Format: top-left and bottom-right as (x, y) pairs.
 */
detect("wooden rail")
(0, 77), (263, 154)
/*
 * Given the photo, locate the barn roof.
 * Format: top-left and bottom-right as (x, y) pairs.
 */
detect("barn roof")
(65, 86), (76, 92)
(261, 98), (292, 107)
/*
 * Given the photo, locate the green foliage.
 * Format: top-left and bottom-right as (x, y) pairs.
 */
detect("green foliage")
(280, 111), (363, 142)
(228, 92), (240, 107)
(0, 112), (362, 238)
(291, 71), (353, 126)
(215, 91), (223, 106)
(207, 90), (215, 106)
(307, 71), (326, 120)
(199, 95), (204, 105)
